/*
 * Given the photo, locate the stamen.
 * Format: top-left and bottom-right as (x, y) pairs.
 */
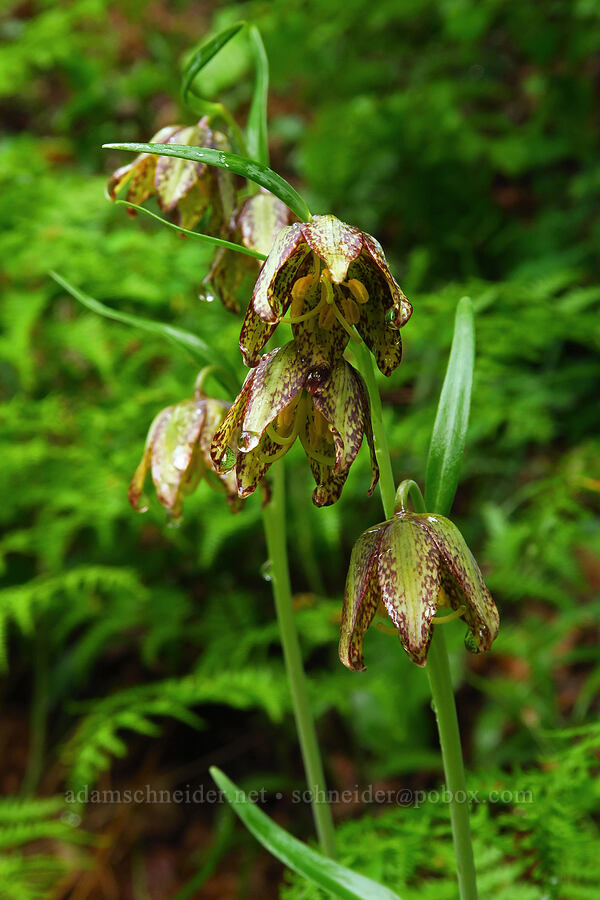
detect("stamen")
(318, 302), (336, 330)
(341, 296), (360, 325)
(432, 605), (466, 624)
(346, 278), (369, 304)
(375, 621), (398, 637)
(290, 273), (316, 319)
(332, 302), (362, 342)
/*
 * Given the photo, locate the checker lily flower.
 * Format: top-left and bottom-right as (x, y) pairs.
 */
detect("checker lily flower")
(106, 117), (234, 232)
(129, 374), (241, 520)
(339, 510), (499, 669)
(210, 341), (378, 507)
(239, 214), (413, 374)
(204, 188), (293, 313)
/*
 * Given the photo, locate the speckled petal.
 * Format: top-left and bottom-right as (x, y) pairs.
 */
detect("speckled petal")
(420, 514), (499, 653)
(210, 373), (254, 472)
(339, 525), (386, 670)
(197, 397), (242, 511)
(293, 279), (350, 369)
(362, 233), (413, 327)
(376, 515), (441, 666)
(251, 225), (311, 321)
(154, 123), (209, 213)
(239, 302), (278, 366)
(240, 343), (311, 442)
(128, 408), (168, 512)
(238, 190), (292, 257)
(148, 400), (206, 518)
(236, 433), (282, 498)
(347, 255), (403, 376)
(301, 215), (363, 283)
(106, 126), (179, 203)
(309, 359), (371, 480)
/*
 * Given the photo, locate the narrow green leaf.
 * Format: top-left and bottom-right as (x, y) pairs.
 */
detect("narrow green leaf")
(181, 22), (245, 106)
(210, 767), (402, 900)
(102, 143), (312, 222)
(115, 201), (266, 260)
(425, 296), (475, 517)
(246, 26), (269, 166)
(49, 273), (239, 395)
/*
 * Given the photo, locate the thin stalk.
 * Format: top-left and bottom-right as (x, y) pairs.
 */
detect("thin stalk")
(353, 342), (395, 518)
(261, 461), (336, 858)
(355, 361), (478, 899)
(426, 629), (478, 900)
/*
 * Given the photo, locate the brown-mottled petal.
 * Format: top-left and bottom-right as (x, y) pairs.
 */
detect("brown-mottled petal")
(251, 225), (311, 321)
(106, 125), (180, 202)
(376, 515), (441, 666)
(419, 514), (500, 653)
(236, 432), (282, 498)
(240, 343), (312, 443)
(154, 123), (209, 213)
(238, 190), (292, 257)
(300, 215), (363, 284)
(339, 525), (386, 670)
(128, 408), (167, 512)
(210, 373), (255, 472)
(239, 302), (279, 366)
(362, 233), (413, 327)
(309, 358), (371, 478)
(347, 254), (403, 376)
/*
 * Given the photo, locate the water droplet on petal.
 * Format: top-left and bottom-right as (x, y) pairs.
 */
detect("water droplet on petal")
(464, 630), (479, 653)
(172, 447), (189, 471)
(239, 430), (261, 452)
(260, 559), (273, 582)
(198, 288), (215, 303)
(219, 446), (237, 472)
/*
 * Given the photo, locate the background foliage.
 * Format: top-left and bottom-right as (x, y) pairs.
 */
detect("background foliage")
(1, 0), (598, 897)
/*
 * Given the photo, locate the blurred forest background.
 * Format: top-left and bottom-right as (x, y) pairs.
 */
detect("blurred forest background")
(1, 1), (599, 898)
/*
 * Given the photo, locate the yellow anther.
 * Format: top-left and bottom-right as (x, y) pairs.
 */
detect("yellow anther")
(291, 273), (316, 318)
(346, 278), (369, 304)
(318, 303), (336, 330)
(277, 401), (297, 431)
(341, 296), (360, 325)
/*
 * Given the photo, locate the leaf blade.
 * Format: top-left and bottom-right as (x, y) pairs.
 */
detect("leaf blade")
(425, 296), (475, 517)
(49, 272), (239, 395)
(115, 200), (266, 259)
(181, 22), (245, 106)
(246, 26), (269, 166)
(210, 767), (402, 900)
(102, 143), (312, 221)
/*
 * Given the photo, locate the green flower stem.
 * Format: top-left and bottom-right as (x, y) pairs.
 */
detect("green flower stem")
(353, 342), (396, 519)
(261, 460), (337, 858)
(356, 362), (478, 899)
(426, 628), (478, 900)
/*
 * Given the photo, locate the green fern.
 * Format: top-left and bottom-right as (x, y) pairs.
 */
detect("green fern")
(282, 726), (600, 900)
(64, 668), (290, 795)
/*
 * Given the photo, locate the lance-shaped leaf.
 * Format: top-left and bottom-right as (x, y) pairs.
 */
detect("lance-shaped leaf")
(102, 143), (313, 222)
(210, 767), (402, 900)
(425, 296), (475, 517)
(181, 22), (246, 106)
(50, 273), (239, 395)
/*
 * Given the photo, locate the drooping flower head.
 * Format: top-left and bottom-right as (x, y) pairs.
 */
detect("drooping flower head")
(107, 118), (234, 232)
(340, 510), (499, 668)
(204, 188), (294, 312)
(129, 375), (241, 519)
(210, 341), (378, 507)
(240, 214), (413, 374)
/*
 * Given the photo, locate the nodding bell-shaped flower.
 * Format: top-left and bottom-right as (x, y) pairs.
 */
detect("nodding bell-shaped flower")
(129, 374), (241, 520)
(204, 188), (294, 313)
(210, 341), (378, 507)
(107, 118), (234, 232)
(340, 510), (499, 669)
(239, 214), (413, 375)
